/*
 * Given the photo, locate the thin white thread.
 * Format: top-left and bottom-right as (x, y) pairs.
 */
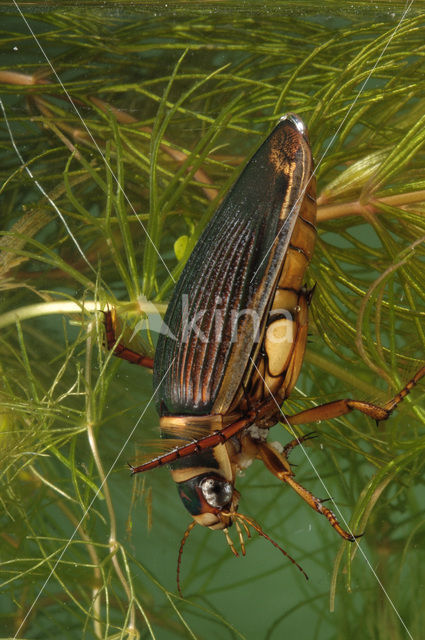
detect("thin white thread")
(0, 97), (96, 275)
(250, 0), (415, 284)
(11, 0), (176, 284)
(8, 2), (415, 637)
(12, 360), (173, 639)
(7, 3), (174, 631)
(249, 357), (414, 640)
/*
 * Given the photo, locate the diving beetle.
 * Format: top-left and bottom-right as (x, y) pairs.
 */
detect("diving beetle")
(104, 114), (425, 589)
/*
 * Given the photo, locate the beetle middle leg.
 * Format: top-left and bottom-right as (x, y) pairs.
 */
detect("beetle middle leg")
(103, 308), (154, 369)
(257, 441), (358, 541)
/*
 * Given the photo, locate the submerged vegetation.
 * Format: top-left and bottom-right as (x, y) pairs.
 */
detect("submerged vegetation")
(1, 4), (425, 639)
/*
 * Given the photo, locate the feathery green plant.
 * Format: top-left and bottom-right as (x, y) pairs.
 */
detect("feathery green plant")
(1, 4), (425, 639)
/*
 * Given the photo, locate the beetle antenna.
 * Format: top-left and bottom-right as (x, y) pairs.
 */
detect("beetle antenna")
(226, 512), (309, 581)
(177, 520), (196, 597)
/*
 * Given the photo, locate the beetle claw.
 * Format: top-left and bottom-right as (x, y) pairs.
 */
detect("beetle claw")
(305, 282), (317, 305)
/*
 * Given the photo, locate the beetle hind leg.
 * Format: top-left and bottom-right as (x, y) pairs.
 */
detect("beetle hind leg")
(257, 441), (358, 541)
(103, 308), (154, 369)
(285, 365), (425, 427)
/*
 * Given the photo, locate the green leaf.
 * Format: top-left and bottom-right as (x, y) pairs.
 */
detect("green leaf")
(174, 234), (189, 261)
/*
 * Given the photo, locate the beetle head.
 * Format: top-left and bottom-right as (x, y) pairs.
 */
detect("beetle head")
(176, 493), (309, 596)
(177, 473), (239, 529)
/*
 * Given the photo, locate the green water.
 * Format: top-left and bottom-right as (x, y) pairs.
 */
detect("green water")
(1, 3), (425, 639)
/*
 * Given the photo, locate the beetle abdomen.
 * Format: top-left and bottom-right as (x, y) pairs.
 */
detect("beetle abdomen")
(226, 151), (316, 413)
(252, 177), (316, 402)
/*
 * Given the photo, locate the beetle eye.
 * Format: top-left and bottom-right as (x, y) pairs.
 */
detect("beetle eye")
(200, 476), (233, 508)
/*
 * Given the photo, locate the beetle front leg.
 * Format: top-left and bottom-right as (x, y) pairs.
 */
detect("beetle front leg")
(257, 441), (358, 541)
(103, 308), (154, 369)
(282, 432), (318, 457)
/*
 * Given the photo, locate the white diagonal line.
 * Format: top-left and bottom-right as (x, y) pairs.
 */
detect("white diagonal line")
(13, 359), (174, 639)
(251, 0), (415, 284)
(249, 356), (414, 640)
(7, 2), (417, 636)
(0, 96), (97, 275)
(11, 0), (175, 284)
